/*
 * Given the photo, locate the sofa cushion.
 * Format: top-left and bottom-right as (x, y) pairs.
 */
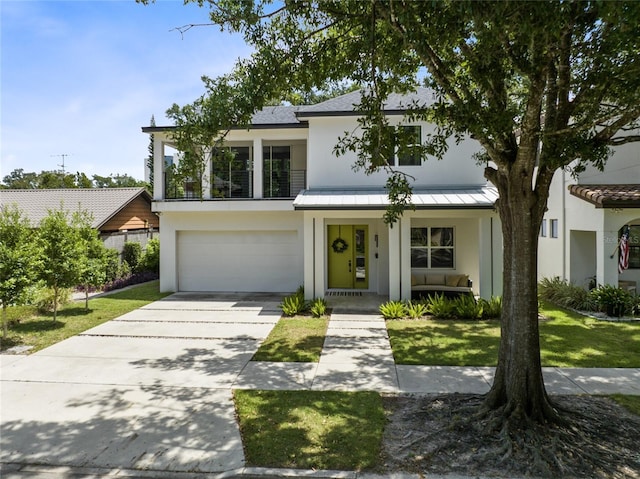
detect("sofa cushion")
(457, 274), (469, 287)
(411, 274), (421, 286)
(425, 274), (445, 285)
(445, 275), (461, 287)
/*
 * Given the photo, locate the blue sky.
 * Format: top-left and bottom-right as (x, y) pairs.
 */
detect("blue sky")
(1, 0), (251, 181)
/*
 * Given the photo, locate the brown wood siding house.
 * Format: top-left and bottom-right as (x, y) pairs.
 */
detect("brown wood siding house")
(0, 188), (158, 253)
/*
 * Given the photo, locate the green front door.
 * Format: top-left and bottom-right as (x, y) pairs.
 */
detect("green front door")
(328, 225), (368, 289)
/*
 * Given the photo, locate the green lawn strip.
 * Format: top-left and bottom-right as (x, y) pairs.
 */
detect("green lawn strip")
(233, 390), (384, 471)
(387, 301), (640, 367)
(1, 281), (169, 353)
(386, 318), (500, 366)
(252, 316), (329, 362)
(538, 300), (640, 368)
(608, 394), (640, 416)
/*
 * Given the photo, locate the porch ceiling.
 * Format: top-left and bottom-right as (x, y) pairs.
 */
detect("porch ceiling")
(568, 184), (640, 208)
(293, 186), (499, 210)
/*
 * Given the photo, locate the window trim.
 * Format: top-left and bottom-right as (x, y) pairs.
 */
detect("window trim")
(410, 226), (455, 269)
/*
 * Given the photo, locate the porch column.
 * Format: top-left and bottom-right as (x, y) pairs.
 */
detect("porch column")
(253, 138), (263, 199)
(314, 216), (325, 298)
(303, 212), (315, 300)
(478, 216), (493, 299)
(388, 220), (401, 301)
(202, 148), (211, 199)
(400, 216), (412, 300)
(597, 228), (620, 286)
(153, 137), (164, 200)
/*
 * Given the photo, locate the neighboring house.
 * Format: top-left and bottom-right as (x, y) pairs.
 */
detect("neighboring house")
(538, 139), (640, 295)
(0, 187), (158, 254)
(143, 88), (504, 300)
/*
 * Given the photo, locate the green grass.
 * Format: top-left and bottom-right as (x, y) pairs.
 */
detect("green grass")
(233, 390), (384, 470)
(609, 394), (640, 415)
(1, 281), (169, 353)
(252, 316), (329, 362)
(386, 301), (640, 367)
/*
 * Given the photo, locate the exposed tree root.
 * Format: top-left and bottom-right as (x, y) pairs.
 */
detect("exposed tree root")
(380, 394), (640, 478)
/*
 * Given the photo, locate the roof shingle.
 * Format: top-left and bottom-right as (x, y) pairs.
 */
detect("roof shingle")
(0, 188), (151, 228)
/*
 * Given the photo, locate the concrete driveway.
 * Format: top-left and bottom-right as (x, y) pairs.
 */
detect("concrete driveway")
(0, 293), (283, 475)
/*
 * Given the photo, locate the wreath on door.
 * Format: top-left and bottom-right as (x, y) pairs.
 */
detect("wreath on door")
(332, 237), (349, 253)
(331, 226), (349, 253)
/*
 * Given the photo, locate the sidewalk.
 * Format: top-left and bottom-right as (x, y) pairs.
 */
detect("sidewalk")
(235, 309), (640, 396)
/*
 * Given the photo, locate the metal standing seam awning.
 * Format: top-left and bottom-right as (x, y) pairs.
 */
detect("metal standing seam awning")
(293, 186), (499, 210)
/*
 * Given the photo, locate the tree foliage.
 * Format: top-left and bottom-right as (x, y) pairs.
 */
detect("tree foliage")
(0, 205), (40, 337)
(37, 207), (86, 320)
(76, 211), (108, 311)
(140, 0), (640, 427)
(1, 169), (147, 189)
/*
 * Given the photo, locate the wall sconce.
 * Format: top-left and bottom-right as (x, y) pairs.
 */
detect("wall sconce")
(374, 234), (378, 248)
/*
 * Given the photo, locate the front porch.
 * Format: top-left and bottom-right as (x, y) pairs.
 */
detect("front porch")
(295, 189), (503, 301)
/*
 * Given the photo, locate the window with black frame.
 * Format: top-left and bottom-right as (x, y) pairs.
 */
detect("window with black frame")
(263, 146), (291, 198)
(211, 147), (252, 198)
(411, 227), (454, 268)
(627, 225), (640, 269)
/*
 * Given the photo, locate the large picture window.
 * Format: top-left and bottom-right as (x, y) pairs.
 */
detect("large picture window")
(411, 227), (454, 269)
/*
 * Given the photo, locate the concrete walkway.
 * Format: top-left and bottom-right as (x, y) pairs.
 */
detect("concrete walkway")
(2, 293), (639, 479)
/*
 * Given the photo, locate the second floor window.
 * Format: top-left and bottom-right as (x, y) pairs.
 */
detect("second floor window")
(379, 125), (422, 167)
(263, 146), (291, 198)
(211, 147), (253, 198)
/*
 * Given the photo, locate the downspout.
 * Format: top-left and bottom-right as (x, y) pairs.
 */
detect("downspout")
(490, 216), (494, 297)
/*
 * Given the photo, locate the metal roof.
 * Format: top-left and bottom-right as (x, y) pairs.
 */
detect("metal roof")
(293, 186), (498, 210)
(0, 188), (151, 229)
(568, 184), (640, 208)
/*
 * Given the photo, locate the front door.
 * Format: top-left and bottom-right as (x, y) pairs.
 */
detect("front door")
(327, 225), (368, 289)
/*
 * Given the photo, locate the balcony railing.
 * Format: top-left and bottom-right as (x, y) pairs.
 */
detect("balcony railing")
(163, 169), (306, 200)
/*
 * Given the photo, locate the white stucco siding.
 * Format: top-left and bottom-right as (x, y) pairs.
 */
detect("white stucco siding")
(306, 117), (486, 189)
(159, 211), (304, 293)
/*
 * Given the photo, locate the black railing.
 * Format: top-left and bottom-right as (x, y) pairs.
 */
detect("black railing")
(163, 169), (306, 200)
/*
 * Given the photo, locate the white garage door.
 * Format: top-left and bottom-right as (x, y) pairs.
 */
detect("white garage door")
(177, 230), (303, 292)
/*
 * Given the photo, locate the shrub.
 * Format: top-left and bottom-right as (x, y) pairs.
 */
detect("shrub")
(104, 248), (120, 282)
(138, 238), (160, 274)
(453, 294), (483, 319)
(479, 296), (502, 319)
(34, 286), (71, 314)
(102, 271), (159, 292)
(423, 293), (455, 319)
(310, 297), (327, 318)
(281, 295), (306, 316)
(122, 242), (142, 272)
(406, 301), (428, 319)
(589, 285), (633, 318)
(379, 300), (407, 319)
(538, 277), (595, 311)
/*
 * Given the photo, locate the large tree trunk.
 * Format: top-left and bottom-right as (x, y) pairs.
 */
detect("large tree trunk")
(484, 176), (558, 424)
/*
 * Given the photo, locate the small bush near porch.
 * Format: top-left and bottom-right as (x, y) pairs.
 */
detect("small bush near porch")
(387, 301), (640, 367)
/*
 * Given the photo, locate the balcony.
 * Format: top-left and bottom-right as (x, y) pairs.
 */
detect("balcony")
(163, 169), (306, 200)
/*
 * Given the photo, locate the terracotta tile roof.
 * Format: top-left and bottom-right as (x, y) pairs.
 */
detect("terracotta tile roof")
(568, 184), (640, 208)
(0, 188), (151, 229)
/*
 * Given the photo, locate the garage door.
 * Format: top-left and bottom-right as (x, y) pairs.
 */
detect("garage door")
(177, 230), (303, 292)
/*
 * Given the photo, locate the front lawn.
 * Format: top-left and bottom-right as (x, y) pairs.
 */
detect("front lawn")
(252, 316), (329, 362)
(1, 281), (169, 353)
(387, 300), (640, 367)
(234, 389), (384, 470)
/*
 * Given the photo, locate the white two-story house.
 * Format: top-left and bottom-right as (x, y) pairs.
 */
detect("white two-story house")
(538, 136), (640, 294)
(143, 89), (504, 300)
